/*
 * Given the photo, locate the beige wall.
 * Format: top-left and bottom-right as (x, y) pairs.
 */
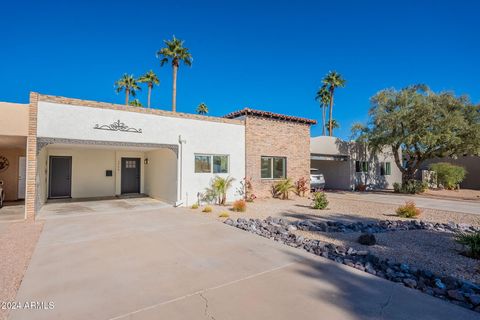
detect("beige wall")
(46, 148), (116, 198)
(0, 148), (26, 201)
(144, 149), (177, 203)
(245, 116), (311, 198)
(0, 102), (28, 137)
(37, 148), (48, 205)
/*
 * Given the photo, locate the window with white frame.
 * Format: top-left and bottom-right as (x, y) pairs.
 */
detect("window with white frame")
(261, 156), (286, 179)
(380, 162), (391, 176)
(194, 154), (229, 173)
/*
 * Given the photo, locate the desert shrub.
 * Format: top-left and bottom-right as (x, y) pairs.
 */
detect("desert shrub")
(273, 179), (295, 199)
(218, 212), (230, 218)
(232, 199), (247, 212)
(205, 176), (235, 205)
(455, 232), (480, 259)
(396, 201), (422, 218)
(393, 180), (427, 194)
(429, 162), (467, 190)
(237, 177), (256, 202)
(202, 206), (213, 213)
(295, 177), (309, 197)
(312, 192), (329, 209)
(191, 203), (199, 209)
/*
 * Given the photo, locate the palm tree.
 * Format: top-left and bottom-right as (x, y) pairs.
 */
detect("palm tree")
(129, 99), (143, 107)
(325, 119), (339, 136)
(196, 102), (208, 115)
(322, 71), (346, 136)
(114, 74), (141, 105)
(138, 70), (159, 108)
(315, 85), (330, 136)
(156, 36), (192, 112)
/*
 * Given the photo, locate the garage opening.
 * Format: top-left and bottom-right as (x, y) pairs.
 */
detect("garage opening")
(311, 154), (353, 190)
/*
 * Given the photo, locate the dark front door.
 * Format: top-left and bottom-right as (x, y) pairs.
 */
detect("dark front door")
(121, 158), (141, 194)
(49, 156), (72, 198)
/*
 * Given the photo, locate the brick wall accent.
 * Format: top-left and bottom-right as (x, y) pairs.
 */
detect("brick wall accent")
(245, 116), (311, 198)
(36, 93), (243, 126)
(25, 92), (39, 221)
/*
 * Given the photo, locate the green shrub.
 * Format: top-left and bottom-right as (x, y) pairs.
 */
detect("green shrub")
(396, 201), (422, 218)
(393, 180), (427, 194)
(202, 206), (213, 213)
(232, 199), (247, 212)
(218, 212), (230, 218)
(205, 176), (235, 205)
(455, 232), (480, 259)
(191, 203), (199, 209)
(273, 179), (295, 199)
(312, 192), (329, 209)
(429, 162), (467, 190)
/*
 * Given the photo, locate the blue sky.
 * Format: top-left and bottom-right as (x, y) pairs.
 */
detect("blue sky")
(1, 0), (479, 139)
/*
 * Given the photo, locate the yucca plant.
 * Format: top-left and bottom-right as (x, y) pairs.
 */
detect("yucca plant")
(455, 232), (480, 259)
(274, 179), (295, 200)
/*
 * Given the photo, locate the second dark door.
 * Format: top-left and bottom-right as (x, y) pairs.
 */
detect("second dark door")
(49, 156), (72, 198)
(121, 158), (141, 194)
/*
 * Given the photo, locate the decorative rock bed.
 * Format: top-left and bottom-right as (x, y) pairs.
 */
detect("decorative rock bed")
(224, 217), (480, 312)
(295, 218), (480, 234)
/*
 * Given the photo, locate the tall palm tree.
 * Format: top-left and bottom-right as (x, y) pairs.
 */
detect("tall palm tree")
(196, 102), (208, 115)
(114, 74), (141, 105)
(322, 71), (346, 136)
(129, 99), (143, 107)
(315, 85), (330, 136)
(156, 36), (192, 112)
(325, 119), (339, 136)
(138, 70), (159, 108)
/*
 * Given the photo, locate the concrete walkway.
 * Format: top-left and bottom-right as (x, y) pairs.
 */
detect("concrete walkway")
(10, 207), (478, 320)
(328, 192), (480, 215)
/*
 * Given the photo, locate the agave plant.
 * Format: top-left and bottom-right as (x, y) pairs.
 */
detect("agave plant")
(274, 179), (295, 200)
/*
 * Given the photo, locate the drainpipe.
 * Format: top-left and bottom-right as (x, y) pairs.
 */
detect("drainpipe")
(175, 135), (186, 207)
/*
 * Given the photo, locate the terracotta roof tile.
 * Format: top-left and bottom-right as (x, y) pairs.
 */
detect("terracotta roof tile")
(224, 108), (317, 125)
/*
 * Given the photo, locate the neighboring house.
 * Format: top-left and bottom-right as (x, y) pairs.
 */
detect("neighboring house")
(0, 93), (316, 220)
(310, 136), (402, 190)
(419, 156), (480, 190)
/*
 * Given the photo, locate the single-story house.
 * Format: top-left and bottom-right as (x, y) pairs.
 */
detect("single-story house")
(310, 136), (402, 190)
(0, 93), (316, 220)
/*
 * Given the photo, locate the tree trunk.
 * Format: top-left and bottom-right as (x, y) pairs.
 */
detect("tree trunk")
(125, 89), (130, 105)
(147, 84), (152, 108)
(172, 64), (178, 112)
(329, 88), (335, 136)
(321, 105), (326, 135)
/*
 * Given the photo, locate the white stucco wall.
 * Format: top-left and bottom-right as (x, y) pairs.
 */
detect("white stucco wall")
(37, 102), (246, 205)
(144, 149), (177, 203)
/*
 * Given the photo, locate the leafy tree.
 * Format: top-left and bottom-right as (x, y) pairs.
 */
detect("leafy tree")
(114, 74), (141, 105)
(353, 85), (480, 182)
(315, 85), (330, 135)
(157, 36), (192, 112)
(322, 71), (346, 136)
(138, 70), (159, 108)
(196, 102), (208, 115)
(129, 99), (143, 107)
(325, 119), (339, 136)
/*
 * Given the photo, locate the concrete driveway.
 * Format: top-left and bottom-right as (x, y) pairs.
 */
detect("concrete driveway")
(328, 192), (480, 215)
(10, 206), (478, 320)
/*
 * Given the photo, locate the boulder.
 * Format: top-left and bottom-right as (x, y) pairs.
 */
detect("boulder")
(358, 233), (376, 246)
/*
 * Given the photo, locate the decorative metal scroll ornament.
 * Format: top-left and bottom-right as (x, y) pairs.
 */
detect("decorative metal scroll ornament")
(0, 156), (9, 172)
(94, 120), (142, 133)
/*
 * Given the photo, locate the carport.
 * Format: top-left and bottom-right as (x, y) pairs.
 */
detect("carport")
(311, 154), (353, 190)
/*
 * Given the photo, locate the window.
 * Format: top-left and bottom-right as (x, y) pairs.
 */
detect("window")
(355, 161), (369, 173)
(380, 162), (391, 176)
(125, 160), (136, 168)
(195, 154), (229, 173)
(261, 156), (286, 179)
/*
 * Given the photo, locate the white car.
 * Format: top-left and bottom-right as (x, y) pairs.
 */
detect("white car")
(310, 171), (325, 191)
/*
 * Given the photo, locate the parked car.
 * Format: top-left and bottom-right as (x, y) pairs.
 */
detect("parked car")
(0, 180), (4, 208)
(310, 171), (325, 191)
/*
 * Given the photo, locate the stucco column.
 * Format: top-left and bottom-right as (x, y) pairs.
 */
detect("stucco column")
(25, 92), (38, 221)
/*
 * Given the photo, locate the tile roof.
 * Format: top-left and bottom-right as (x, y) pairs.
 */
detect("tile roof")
(224, 108), (317, 125)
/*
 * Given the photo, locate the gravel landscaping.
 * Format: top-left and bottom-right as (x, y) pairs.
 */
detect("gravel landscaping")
(202, 193), (480, 285)
(224, 216), (480, 312)
(0, 221), (43, 320)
